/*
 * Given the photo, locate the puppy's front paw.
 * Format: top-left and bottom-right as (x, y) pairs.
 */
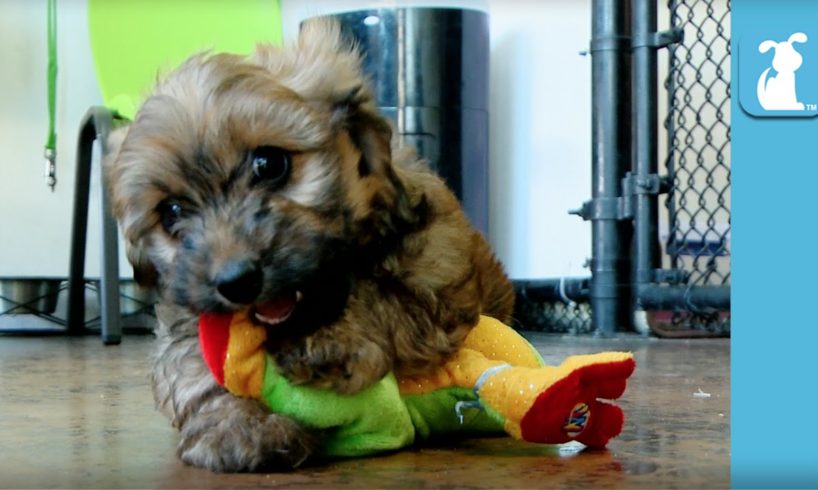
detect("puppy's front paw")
(178, 398), (314, 472)
(275, 336), (391, 395)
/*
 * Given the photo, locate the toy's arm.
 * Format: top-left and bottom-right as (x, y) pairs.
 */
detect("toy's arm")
(461, 315), (545, 367)
(397, 315), (544, 395)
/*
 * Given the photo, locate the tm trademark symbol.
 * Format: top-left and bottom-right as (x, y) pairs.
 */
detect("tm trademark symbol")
(806, 103), (817, 111)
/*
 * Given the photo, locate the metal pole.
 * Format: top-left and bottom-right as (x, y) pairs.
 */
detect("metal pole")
(664, 0), (681, 272)
(66, 114), (94, 333)
(67, 107), (122, 343)
(631, 0), (661, 300)
(638, 284), (730, 310)
(514, 278), (591, 304)
(590, 0), (632, 335)
(93, 108), (123, 345)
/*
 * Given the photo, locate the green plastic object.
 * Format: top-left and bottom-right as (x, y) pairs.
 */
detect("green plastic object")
(88, 0), (283, 120)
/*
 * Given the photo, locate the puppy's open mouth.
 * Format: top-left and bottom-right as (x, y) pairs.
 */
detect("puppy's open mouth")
(251, 291), (303, 327)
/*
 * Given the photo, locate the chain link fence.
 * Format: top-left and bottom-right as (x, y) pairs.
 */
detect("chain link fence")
(514, 290), (593, 334)
(657, 0), (731, 335)
(664, 0), (731, 287)
(514, 301), (593, 334)
(516, 0), (731, 335)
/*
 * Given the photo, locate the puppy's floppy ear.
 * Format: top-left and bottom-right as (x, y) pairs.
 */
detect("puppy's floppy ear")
(126, 242), (159, 288)
(255, 18), (427, 244)
(103, 125), (159, 288)
(333, 86), (391, 178)
(334, 88), (427, 246)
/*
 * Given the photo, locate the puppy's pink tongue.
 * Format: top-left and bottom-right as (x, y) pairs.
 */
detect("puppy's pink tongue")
(254, 292), (299, 326)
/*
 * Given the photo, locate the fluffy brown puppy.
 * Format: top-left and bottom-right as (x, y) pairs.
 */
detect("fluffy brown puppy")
(105, 20), (514, 472)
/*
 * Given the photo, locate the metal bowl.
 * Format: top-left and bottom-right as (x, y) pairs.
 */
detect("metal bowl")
(0, 278), (62, 314)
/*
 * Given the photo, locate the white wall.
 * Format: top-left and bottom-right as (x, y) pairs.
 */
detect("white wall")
(0, 0), (111, 278)
(0, 0), (594, 280)
(486, 0), (592, 279)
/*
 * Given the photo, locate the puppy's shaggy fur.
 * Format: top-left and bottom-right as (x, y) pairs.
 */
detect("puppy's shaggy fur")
(105, 20), (514, 472)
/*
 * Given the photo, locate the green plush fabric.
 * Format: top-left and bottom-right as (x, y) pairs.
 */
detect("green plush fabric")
(403, 387), (505, 439)
(258, 355), (510, 457)
(260, 356), (415, 457)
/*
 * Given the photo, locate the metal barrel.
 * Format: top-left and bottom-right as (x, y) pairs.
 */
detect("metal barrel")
(318, 8), (491, 234)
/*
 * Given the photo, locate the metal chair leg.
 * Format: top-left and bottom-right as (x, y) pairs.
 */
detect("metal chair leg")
(67, 107), (122, 344)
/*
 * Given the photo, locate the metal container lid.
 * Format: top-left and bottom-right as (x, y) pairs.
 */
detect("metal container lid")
(316, 7), (489, 110)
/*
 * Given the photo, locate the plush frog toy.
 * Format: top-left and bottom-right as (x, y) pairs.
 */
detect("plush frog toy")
(199, 312), (635, 458)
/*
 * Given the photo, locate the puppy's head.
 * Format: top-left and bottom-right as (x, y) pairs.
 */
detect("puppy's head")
(106, 19), (424, 333)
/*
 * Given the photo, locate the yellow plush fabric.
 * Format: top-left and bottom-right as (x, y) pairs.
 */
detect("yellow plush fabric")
(461, 315), (545, 368)
(398, 348), (506, 396)
(223, 310), (266, 398)
(397, 315), (544, 396)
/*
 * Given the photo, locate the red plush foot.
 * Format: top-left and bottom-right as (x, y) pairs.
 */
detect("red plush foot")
(518, 355), (635, 446)
(574, 399), (624, 448)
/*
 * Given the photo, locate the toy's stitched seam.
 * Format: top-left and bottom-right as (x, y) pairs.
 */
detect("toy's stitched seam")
(452, 363), (512, 423)
(454, 400), (482, 424)
(474, 363), (511, 395)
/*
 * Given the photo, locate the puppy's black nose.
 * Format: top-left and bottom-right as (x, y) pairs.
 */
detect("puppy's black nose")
(215, 260), (263, 304)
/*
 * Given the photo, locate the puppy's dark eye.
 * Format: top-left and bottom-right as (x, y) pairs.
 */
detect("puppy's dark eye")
(159, 200), (185, 235)
(251, 146), (290, 186)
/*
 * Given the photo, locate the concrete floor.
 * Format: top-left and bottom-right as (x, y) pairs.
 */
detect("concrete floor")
(0, 331), (729, 489)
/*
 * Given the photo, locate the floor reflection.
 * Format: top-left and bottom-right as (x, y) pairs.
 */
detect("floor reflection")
(0, 333), (729, 488)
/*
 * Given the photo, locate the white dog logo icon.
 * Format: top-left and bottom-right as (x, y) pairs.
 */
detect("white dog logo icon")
(757, 32), (808, 110)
